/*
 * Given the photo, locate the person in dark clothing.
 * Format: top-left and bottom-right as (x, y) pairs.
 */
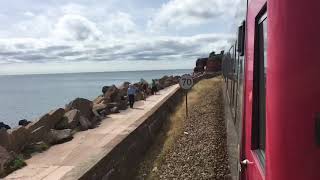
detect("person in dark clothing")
(127, 84), (137, 108)
(151, 79), (158, 95)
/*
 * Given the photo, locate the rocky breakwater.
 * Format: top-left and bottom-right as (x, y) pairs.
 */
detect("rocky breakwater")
(0, 74), (181, 178)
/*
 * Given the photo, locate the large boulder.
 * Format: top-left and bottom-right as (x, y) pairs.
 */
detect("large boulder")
(7, 126), (31, 152)
(99, 109), (111, 117)
(65, 98), (93, 120)
(93, 103), (107, 111)
(18, 119), (31, 127)
(118, 82), (130, 97)
(55, 110), (80, 130)
(106, 102), (120, 109)
(0, 122), (11, 130)
(162, 76), (175, 87)
(110, 107), (120, 114)
(163, 80), (172, 88)
(64, 109), (80, 129)
(0, 146), (12, 177)
(119, 82), (130, 90)
(173, 76), (180, 83)
(30, 126), (48, 144)
(47, 129), (73, 145)
(158, 75), (176, 88)
(93, 95), (105, 105)
(102, 86), (110, 94)
(159, 75), (169, 85)
(118, 100), (128, 110)
(0, 129), (10, 150)
(26, 108), (65, 132)
(92, 103), (108, 118)
(104, 85), (120, 103)
(135, 91), (144, 101)
(79, 116), (92, 131)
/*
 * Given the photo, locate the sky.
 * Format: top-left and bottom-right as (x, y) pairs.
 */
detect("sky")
(0, 0), (243, 75)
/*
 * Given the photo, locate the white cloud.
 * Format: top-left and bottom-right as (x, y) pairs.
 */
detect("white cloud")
(149, 0), (239, 30)
(103, 12), (137, 35)
(23, 11), (35, 17)
(52, 14), (103, 41)
(13, 15), (53, 38)
(0, 0), (240, 74)
(0, 32), (231, 69)
(61, 3), (87, 15)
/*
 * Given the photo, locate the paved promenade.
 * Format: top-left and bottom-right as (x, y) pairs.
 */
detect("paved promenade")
(5, 85), (179, 180)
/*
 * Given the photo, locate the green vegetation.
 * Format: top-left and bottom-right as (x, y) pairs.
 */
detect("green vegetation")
(22, 142), (50, 159)
(2, 154), (27, 177)
(1, 142), (50, 178)
(8, 155), (26, 171)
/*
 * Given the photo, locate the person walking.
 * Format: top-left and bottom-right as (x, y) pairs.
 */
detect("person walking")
(151, 79), (158, 95)
(127, 84), (137, 108)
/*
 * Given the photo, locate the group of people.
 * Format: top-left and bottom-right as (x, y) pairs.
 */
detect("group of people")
(127, 79), (158, 108)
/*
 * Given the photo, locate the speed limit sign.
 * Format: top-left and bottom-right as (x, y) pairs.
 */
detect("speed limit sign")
(179, 74), (193, 118)
(179, 74), (194, 90)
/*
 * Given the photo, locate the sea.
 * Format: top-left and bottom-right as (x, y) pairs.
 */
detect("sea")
(0, 69), (191, 127)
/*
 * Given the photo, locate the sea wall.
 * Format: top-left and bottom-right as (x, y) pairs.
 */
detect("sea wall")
(77, 72), (220, 180)
(78, 86), (183, 180)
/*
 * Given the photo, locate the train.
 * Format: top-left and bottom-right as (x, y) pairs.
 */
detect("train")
(222, 0), (320, 180)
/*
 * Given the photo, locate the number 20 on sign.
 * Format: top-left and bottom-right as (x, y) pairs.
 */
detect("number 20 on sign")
(179, 74), (194, 118)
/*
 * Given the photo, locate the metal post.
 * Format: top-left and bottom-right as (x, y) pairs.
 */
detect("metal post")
(186, 91), (188, 118)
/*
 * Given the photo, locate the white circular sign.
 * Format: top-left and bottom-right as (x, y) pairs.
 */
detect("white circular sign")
(179, 74), (194, 90)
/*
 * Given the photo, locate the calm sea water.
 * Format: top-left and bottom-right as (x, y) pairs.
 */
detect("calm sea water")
(0, 69), (191, 127)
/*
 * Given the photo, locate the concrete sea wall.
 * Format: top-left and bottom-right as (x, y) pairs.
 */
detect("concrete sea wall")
(79, 87), (183, 180)
(78, 72), (220, 180)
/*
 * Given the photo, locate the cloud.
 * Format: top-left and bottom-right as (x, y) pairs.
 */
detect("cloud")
(102, 12), (137, 35)
(61, 3), (87, 15)
(0, 32), (232, 67)
(13, 15), (53, 38)
(0, 0), (240, 74)
(149, 0), (239, 30)
(52, 14), (103, 41)
(23, 11), (35, 17)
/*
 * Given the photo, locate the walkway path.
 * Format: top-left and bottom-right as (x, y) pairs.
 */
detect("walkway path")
(5, 85), (179, 180)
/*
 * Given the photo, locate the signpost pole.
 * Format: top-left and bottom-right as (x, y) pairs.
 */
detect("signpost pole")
(185, 90), (188, 118)
(179, 74), (193, 119)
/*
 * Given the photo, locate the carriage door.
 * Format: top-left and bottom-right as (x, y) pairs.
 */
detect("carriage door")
(241, 8), (267, 180)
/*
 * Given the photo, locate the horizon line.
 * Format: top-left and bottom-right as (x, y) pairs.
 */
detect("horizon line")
(0, 68), (192, 76)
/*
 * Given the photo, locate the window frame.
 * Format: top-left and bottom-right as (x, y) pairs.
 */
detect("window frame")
(251, 5), (267, 169)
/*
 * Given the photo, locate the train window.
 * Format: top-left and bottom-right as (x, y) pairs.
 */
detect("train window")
(252, 11), (267, 167)
(237, 21), (246, 56)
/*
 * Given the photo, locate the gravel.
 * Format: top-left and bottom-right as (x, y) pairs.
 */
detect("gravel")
(135, 78), (230, 180)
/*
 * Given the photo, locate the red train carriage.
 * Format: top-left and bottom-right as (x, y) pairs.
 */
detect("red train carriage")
(223, 0), (320, 179)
